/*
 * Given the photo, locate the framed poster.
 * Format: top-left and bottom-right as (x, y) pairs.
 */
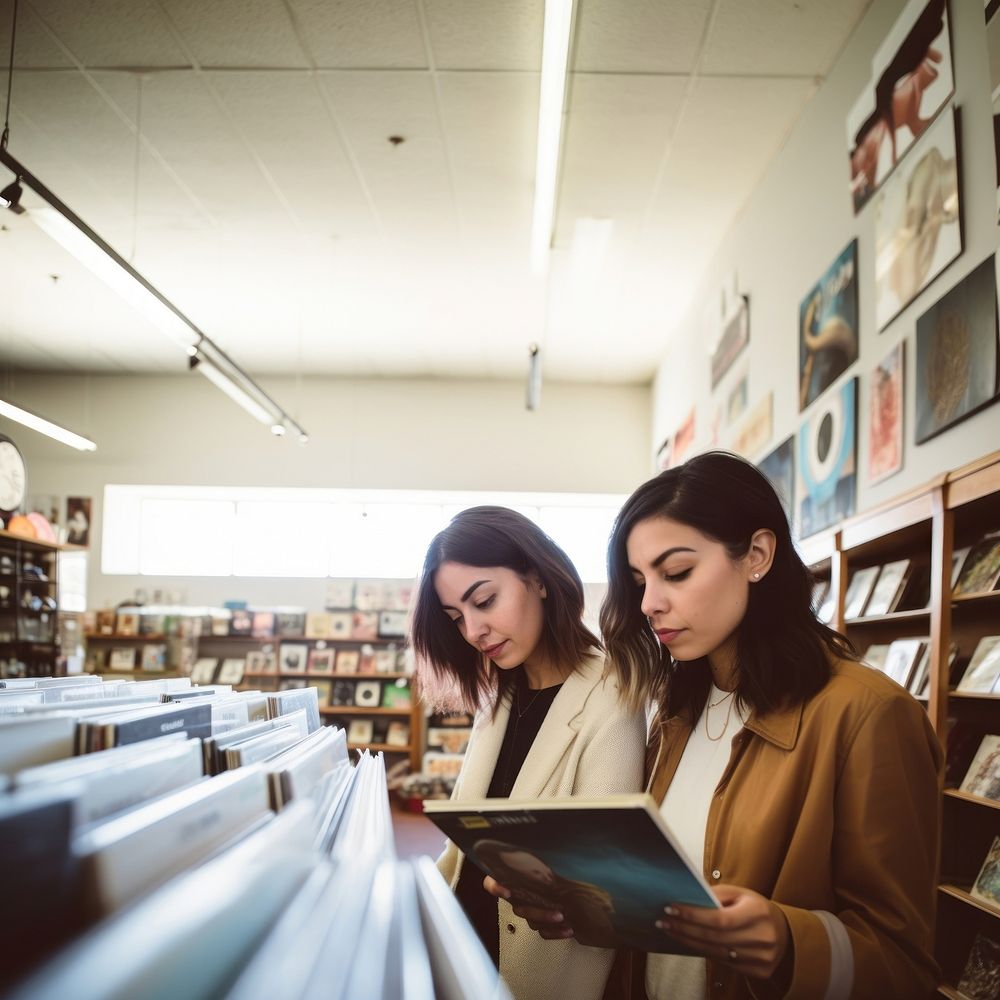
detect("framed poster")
(915, 255), (999, 444)
(874, 107), (961, 331)
(847, 0), (954, 213)
(757, 436), (795, 524)
(797, 378), (858, 538)
(799, 240), (859, 411)
(710, 296), (749, 389)
(869, 341), (905, 485)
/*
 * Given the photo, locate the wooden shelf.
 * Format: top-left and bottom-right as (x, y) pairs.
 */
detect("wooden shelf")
(320, 706), (412, 716)
(951, 590), (1000, 606)
(347, 742), (411, 753)
(936, 986), (962, 999)
(948, 690), (1000, 702)
(943, 788), (1000, 810)
(938, 885), (1000, 920)
(85, 633), (168, 641)
(845, 608), (930, 625)
(97, 669), (181, 678)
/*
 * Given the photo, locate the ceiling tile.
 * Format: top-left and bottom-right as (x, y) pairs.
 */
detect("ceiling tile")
(572, 0), (712, 74)
(701, 0), (872, 78)
(423, 0), (542, 71)
(287, 0), (427, 69)
(159, 0), (309, 68)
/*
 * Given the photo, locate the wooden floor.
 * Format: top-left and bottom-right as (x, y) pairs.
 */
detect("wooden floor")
(391, 799), (448, 860)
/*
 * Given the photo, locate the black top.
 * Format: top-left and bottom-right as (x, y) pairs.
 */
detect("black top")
(454, 668), (564, 966)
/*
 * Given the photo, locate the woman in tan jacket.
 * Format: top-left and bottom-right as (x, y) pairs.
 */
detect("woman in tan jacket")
(411, 506), (646, 1000)
(500, 452), (942, 1000)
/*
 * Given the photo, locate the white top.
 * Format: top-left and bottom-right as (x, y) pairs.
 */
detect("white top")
(646, 685), (748, 1000)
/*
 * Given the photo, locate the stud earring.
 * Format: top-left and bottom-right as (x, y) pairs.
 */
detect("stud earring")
(752, 572), (761, 580)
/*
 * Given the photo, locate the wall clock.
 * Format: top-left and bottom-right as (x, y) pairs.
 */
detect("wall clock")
(0, 434), (27, 518)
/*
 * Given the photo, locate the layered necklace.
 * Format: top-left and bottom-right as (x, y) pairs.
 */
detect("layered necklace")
(704, 688), (737, 742)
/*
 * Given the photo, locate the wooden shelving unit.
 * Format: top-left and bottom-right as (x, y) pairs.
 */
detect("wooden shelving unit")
(802, 448), (1000, 993)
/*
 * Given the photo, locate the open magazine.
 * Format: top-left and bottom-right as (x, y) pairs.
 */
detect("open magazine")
(423, 793), (719, 953)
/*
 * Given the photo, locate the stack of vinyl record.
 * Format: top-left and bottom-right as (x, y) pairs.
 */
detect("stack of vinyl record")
(0, 674), (506, 1000)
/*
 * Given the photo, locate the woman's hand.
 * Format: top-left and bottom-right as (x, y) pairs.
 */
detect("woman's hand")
(656, 885), (790, 980)
(483, 876), (574, 940)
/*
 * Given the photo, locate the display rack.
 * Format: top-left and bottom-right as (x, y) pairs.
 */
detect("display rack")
(800, 448), (1000, 993)
(0, 527), (63, 678)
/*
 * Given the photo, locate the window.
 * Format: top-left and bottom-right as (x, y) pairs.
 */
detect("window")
(102, 485), (625, 582)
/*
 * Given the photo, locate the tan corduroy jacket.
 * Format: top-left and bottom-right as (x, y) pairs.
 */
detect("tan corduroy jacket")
(437, 654), (646, 1000)
(642, 658), (943, 1000)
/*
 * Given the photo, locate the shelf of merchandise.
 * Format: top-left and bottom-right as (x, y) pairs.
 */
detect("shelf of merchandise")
(0, 528), (64, 678)
(802, 448), (1000, 993)
(347, 742), (410, 754)
(98, 669), (181, 679)
(85, 633), (168, 641)
(320, 706), (412, 717)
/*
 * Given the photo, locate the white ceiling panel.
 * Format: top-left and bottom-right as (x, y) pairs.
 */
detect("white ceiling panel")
(159, 0), (310, 69)
(572, 0), (713, 74)
(702, 0), (873, 78)
(0, 0), (871, 383)
(423, 0), (542, 71)
(288, 0), (427, 69)
(24, 0), (186, 68)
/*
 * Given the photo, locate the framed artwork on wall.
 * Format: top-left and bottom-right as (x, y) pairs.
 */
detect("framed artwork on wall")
(846, 0), (954, 214)
(874, 106), (961, 331)
(797, 377), (858, 538)
(757, 436), (795, 524)
(915, 255), (1000, 444)
(868, 340), (905, 485)
(671, 408), (696, 468)
(799, 240), (859, 411)
(710, 295), (749, 389)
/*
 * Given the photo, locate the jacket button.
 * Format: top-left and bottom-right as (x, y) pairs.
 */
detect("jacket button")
(714, 983), (723, 990)
(711, 869), (721, 880)
(507, 923), (516, 933)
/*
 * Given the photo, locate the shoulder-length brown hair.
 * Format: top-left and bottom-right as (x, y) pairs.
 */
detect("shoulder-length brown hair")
(600, 451), (856, 720)
(410, 506), (600, 716)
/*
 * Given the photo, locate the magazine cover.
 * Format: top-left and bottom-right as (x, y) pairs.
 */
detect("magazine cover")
(423, 794), (718, 952)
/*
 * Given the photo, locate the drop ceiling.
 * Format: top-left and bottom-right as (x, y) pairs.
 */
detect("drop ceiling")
(0, 0), (871, 383)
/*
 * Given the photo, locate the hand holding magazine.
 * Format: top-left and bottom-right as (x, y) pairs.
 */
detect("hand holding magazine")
(423, 792), (719, 953)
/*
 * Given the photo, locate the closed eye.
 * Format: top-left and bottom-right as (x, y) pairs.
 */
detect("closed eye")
(664, 568), (692, 583)
(474, 595), (496, 610)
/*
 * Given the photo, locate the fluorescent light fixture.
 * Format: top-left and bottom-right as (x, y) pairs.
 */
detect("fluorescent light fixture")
(0, 398), (97, 451)
(190, 353), (276, 426)
(530, 0), (575, 275)
(0, 146), (309, 441)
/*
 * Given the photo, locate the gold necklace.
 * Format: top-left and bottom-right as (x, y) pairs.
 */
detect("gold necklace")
(514, 682), (544, 720)
(705, 690), (736, 742)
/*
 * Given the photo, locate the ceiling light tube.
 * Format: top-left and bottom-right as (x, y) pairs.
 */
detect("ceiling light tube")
(0, 146), (309, 441)
(191, 354), (277, 426)
(0, 398), (97, 451)
(530, 0), (575, 275)
(0, 148), (199, 351)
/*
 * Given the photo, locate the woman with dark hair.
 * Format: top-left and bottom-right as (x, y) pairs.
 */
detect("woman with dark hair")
(411, 505), (645, 1000)
(498, 453), (942, 1000)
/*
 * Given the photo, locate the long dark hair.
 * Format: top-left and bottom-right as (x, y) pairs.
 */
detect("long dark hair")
(600, 451), (855, 720)
(411, 506), (600, 715)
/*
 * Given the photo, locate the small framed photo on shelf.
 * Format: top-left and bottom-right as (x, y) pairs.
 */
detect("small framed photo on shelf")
(843, 566), (880, 620)
(305, 611), (333, 639)
(354, 680), (382, 708)
(383, 582), (414, 612)
(140, 644), (166, 672)
(324, 579), (355, 610)
(332, 680), (355, 706)
(307, 647), (336, 675)
(953, 536), (1000, 597)
(347, 718), (374, 745)
(351, 611), (378, 641)
(961, 735), (1000, 801)
(329, 612), (352, 640)
(95, 610), (116, 635)
(863, 559), (910, 617)
(279, 643), (309, 675)
(373, 649), (397, 674)
(359, 645), (376, 673)
(378, 610), (408, 639)
(217, 658), (246, 685)
(245, 650), (276, 675)
(116, 612), (139, 637)
(251, 611), (275, 638)
(190, 658), (219, 685)
(381, 680), (412, 709)
(335, 650), (360, 675)
(229, 609), (253, 636)
(108, 646), (137, 670)
(311, 678), (333, 707)
(956, 636), (1000, 694)
(276, 611), (306, 638)
(386, 721), (410, 747)
(354, 581), (383, 611)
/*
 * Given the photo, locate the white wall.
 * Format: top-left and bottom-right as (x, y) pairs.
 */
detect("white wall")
(3, 372), (650, 607)
(652, 0), (1000, 521)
